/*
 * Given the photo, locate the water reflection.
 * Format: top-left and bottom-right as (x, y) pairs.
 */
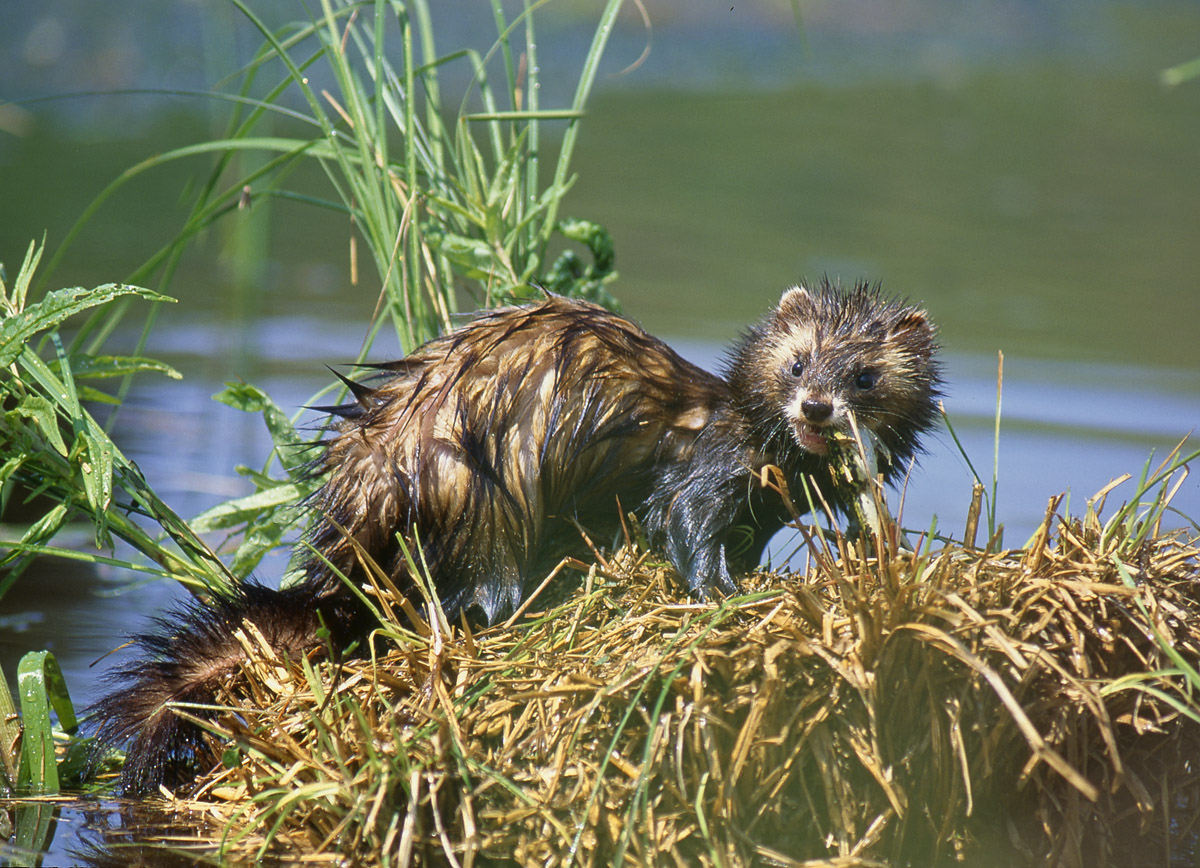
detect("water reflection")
(2, 798), (240, 868)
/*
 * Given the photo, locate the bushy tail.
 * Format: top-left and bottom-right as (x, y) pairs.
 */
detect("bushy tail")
(90, 581), (366, 795)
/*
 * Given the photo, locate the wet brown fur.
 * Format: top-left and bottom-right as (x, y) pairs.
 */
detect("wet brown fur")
(94, 279), (942, 793)
(305, 296), (727, 622)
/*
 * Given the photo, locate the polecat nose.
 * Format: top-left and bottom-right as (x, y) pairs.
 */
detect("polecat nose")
(800, 397), (833, 423)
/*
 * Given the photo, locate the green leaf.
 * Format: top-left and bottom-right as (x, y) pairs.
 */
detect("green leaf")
(15, 650), (77, 795)
(213, 382), (308, 476)
(485, 131), (528, 214)
(52, 337), (115, 546)
(0, 503), (71, 588)
(59, 354), (183, 381)
(231, 514), (292, 577)
(191, 481), (307, 533)
(0, 240), (42, 315)
(557, 217), (615, 274)
(80, 433), (116, 542)
(214, 382), (301, 447)
(428, 231), (497, 280)
(0, 284), (173, 368)
(73, 385), (122, 406)
(544, 218), (620, 308)
(8, 395), (69, 456)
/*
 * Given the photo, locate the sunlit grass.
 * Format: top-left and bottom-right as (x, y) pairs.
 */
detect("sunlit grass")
(142, 462), (1200, 866)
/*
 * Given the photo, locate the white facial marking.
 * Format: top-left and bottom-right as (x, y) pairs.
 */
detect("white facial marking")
(786, 390), (810, 426)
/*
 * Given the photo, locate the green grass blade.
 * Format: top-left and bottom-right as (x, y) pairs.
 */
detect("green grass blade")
(15, 651), (77, 795)
(540, 0), (626, 248)
(0, 664), (20, 791)
(1, 239), (42, 313)
(190, 482), (308, 534)
(0, 284), (172, 369)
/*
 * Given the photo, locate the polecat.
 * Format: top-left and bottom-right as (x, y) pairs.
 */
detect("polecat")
(94, 278), (941, 793)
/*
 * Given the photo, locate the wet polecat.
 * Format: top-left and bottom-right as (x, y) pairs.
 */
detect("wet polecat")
(94, 278), (942, 793)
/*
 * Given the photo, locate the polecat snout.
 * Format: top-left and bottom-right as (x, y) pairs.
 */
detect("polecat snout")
(95, 278), (941, 793)
(645, 281), (941, 595)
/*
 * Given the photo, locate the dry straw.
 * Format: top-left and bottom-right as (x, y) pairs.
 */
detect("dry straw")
(113, 458), (1200, 868)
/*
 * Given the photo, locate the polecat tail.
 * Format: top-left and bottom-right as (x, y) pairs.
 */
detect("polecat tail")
(90, 581), (367, 795)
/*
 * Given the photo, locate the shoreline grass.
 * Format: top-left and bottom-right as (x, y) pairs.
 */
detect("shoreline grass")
(70, 462), (1200, 867)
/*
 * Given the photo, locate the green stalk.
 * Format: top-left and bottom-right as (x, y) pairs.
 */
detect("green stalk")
(540, 0), (625, 248)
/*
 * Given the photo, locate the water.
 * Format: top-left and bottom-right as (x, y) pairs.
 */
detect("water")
(2, 1), (1200, 863)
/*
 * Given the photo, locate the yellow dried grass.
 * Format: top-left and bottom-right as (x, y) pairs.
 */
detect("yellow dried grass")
(133, 484), (1200, 868)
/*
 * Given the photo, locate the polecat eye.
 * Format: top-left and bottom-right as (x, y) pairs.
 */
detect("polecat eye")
(855, 370), (878, 390)
(789, 359), (804, 378)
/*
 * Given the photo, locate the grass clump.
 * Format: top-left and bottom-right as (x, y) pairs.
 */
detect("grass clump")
(46, 0), (624, 356)
(0, 241), (233, 597)
(99, 453), (1200, 868)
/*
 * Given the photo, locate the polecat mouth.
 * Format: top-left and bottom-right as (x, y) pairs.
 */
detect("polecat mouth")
(794, 423), (829, 455)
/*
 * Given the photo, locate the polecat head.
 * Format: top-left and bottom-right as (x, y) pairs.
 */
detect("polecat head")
(728, 278), (942, 468)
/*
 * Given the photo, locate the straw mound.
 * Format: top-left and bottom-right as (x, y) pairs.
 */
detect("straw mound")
(177, 505), (1200, 868)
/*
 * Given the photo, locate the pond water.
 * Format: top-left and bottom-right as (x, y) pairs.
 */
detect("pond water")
(2, 1), (1200, 863)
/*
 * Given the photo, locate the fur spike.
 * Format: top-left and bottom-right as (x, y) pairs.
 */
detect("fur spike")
(326, 366), (376, 407)
(306, 402), (364, 420)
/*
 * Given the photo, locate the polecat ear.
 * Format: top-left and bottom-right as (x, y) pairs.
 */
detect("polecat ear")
(890, 309), (934, 341)
(776, 285), (812, 318)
